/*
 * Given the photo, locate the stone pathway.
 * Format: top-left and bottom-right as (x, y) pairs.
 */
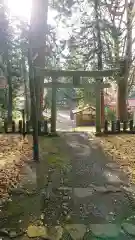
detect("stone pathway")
(1, 132), (135, 239)
(41, 132), (135, 239)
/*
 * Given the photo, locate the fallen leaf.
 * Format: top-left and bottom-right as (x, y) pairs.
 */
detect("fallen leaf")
(65, 224), (86, 240)
(47, 226), (63, 240)
(41, 213), (45, 220)
(27, 225), (48, 238)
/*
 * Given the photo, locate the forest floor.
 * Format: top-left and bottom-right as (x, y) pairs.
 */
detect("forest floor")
(75, 127), (135, 184)
(1, 133), (135, 201)
(1, 132), (135, 239)
(98, 134), (135, 184)
(0, 135), (32, 201)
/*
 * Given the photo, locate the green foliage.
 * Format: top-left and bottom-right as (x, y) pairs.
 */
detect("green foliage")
(0, 0), (132, 116)
(0, 1), (9, 55)
(50, 0), (133, 107)
(0, 89), (5, 103)
(105, 107), (116, 121)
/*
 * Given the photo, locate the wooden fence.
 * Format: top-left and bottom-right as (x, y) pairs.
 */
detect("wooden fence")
(3, 119), (134, 135)
(104, 120), (135, 134)
(0, 120), (49, 136)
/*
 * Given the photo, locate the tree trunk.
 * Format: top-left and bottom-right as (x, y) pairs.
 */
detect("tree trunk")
(7, 61), (12, 122)
(30, 0), (48, 121)
(117, 0), (133, 120)
(117, 78), (127, 120)
(22, 56), (29, 120)
(28, 45), (39, 161)
(95, 0), (104, 127)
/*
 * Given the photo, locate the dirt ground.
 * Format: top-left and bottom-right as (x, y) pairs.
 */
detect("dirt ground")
(98, 134), (135, 184)
(1, 133), (135, 200)
(0, 135), (32, 200)
(1, 132), (135, 239)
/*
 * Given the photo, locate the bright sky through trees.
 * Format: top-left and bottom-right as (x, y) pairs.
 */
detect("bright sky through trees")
(7, 0), (32, 19)
(6, 0), (56, 25)
(6, 0), (70, 44)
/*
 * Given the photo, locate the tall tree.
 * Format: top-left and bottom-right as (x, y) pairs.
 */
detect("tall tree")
(0, 1), (12, 120)
(54, 0), (135, 121)
(115, 0), (134, 120)
(30, 0), (49, 120)
(94, 0), (104, 125)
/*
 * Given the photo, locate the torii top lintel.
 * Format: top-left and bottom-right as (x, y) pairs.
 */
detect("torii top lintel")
(35, 67), (120, 78)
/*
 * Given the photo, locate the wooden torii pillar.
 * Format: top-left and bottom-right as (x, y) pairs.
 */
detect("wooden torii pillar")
(35, 68), (120, 133)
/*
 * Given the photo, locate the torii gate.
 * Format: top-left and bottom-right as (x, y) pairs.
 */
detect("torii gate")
(35, 67), (120, 133)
